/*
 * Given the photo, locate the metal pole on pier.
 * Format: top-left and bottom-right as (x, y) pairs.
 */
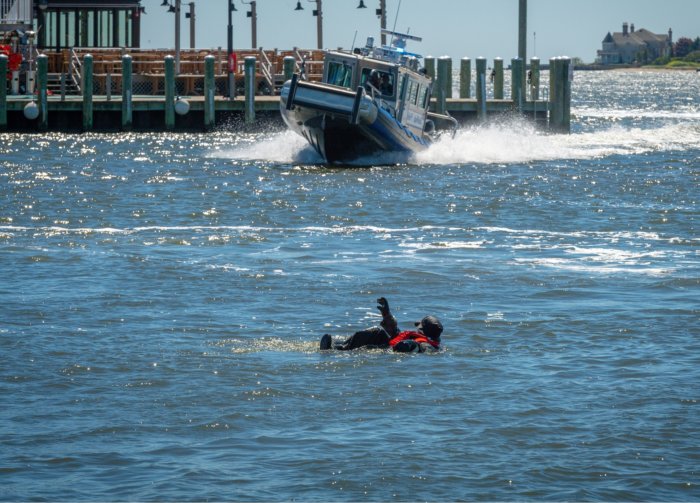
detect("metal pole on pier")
(244, 1), (257, 48)
(227, 0), (236, 99)
(187, 2), (196, 49)
(315, 0), (323, 49)
(530, 57), (540, 101)
(518, 0), (527, 99)
(518, 0), (527, 61)
(175, 0), (181, 74)
(379, 0), (387, 46)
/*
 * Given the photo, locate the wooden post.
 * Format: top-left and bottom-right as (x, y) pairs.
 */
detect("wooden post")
(530, 57), (540, 101)
(0, 55), (7, 129)
(445, 57), (453, 99)
(549, 57), (560, 131)
(106, 73), (112, 101)
(511, 57), (524, 112)
(424, 57), (436, 97)
(493, 58), (504, 99)
(121, 54), (133, 130)
(459, 57), (471, 99)
(37, 54), (48, 130)
(476, 57), (487, 121)
(164, 56), (176, 130)
(560, 57), (571, 133)
(244, 56), (256, 124)
(283, 55), (296, 81)
(204, 55), (215, 130)
(436, 56), (451, 114)
(82, 54), (93, 131)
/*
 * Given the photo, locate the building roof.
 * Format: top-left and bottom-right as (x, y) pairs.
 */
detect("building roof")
(610, 29), (668, 48)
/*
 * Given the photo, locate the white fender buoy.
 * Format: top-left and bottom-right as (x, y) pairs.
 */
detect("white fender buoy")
(23, 101), (39, 120)
(174, 98), (190, 116)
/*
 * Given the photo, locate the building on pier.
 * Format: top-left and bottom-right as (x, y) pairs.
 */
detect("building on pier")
(1, 0), (143, 49)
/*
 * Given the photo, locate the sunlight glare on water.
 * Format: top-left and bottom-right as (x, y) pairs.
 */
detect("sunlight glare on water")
(1, 70), (699, 502)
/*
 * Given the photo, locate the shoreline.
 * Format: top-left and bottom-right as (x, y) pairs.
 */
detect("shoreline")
(575, 65), (699, 72)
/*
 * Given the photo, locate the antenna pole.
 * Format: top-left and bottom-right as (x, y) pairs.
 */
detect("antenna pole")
(391, 0), (402, 45)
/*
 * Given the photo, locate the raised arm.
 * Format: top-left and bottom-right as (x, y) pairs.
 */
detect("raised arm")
(377, 297), (399, 337)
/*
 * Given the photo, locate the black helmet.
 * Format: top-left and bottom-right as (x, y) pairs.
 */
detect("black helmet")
(415, 316), (443, 340)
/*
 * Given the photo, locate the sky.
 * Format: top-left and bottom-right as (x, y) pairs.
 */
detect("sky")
(140, 0), (700, 63)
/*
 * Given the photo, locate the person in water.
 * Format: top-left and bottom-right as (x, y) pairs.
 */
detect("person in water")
(320, 297), (443, 353)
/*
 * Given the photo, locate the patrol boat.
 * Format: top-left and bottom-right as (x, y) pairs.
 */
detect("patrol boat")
(280, 30), (455, 163)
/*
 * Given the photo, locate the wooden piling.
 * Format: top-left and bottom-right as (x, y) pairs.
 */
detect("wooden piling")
(82, 54), (93, 131)
(529, 57), (540, 101)
(164, 55), (175, 130)
(436, 56), (451, 114)
(244, 56), (256, 124)
(204, 55), (215, 130)
(444, 57), (453, 99)
(549, 57), (561, 131)
(493, 58), (504, 100)
(0, 55), (7, 130)
(37, 54), (48, 130)
(283, 56), (296, 82)
(560, 57), (571, 133)
(476, 57), (487, 121)
(511, 57), (524, 112)
(121, 55), (133, 130)
(424, 57), (436, 97)
(459, 57), (471, 99)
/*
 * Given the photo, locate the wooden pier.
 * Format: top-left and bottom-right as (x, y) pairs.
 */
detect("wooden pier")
(0, 49), (572, 133)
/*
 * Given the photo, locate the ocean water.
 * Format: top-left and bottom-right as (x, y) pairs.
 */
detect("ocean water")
(1, 70), (699, 501)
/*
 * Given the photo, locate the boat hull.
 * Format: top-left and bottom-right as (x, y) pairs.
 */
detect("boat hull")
(280, 79), (430, 163)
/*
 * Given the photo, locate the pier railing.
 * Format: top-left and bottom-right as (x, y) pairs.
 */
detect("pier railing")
(38, 47), (324, 97)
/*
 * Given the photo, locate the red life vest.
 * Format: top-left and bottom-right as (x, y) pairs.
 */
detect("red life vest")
(389, 331), (440, 350)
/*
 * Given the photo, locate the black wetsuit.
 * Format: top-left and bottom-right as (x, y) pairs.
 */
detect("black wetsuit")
(332, 303), (434, 352)
(331, 298), (399, 350)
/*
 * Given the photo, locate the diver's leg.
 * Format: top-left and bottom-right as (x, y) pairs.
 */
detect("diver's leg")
(335, 327), (390, 350)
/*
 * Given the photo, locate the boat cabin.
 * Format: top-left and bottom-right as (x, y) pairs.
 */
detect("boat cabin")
(322, 49), (433, 136)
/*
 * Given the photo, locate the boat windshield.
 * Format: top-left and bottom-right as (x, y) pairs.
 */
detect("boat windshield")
(360, 68), (395, 98)
(326, 61), (354, 88)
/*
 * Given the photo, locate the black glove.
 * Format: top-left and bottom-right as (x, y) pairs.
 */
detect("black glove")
(392, 340), (420, 353)
(376, 297), (390, 316)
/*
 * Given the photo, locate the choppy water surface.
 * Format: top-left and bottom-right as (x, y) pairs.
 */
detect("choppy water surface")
(1, 71), (699, 501)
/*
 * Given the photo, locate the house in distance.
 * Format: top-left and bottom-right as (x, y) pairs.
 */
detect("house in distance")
(597, 22), (673, 65)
